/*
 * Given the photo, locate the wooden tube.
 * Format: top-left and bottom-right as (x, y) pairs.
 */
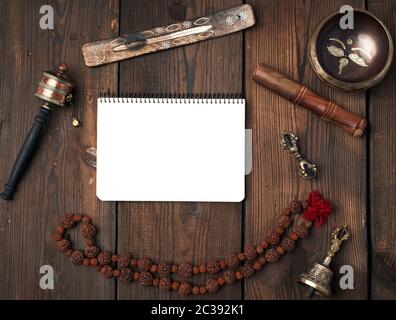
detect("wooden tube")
(252, 63), (367, 137)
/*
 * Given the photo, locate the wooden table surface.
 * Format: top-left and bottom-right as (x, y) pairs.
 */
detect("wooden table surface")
(0, 0), (395, 300)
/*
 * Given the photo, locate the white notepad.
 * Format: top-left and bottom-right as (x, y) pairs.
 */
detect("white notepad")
(97, 97), (245, 202)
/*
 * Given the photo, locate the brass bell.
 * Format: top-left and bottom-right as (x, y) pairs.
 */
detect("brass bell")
(298, 225), (350, 297)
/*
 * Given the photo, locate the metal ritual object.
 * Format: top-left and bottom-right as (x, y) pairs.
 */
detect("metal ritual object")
(0, 64), (74, 201)
(280, 132), (317, 180)
(82, 4), (255, 67)
(309, 9), (393, 91)
(298, 225), (350, 297)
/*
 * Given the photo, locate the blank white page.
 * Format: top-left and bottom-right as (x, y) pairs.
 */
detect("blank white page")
(97, 97), (245, 202)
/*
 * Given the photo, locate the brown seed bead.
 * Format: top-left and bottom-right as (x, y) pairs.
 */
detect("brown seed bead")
(219, 260), (227, 269)
(223, 270), (236, 286)
(83, 258), (90, 266)
(117, 253), (131, 269)
(256, 246), (264, 255)
(296, 225), (309, 239)
(199, 286), (207, 295)
(73, 214), (83, 222)
(192, 286), (200, 295)
(55, 226), (65, 235)
(179, 282), (192, 297)
(70, 250), (84, 265)
(60, 214), (75, 229)
(276, 246), (285, 255)
(206, 279), (219, 293)
(90, 258), (98, 267)
(290, 232), (298, 241)
(235, 271), (243, 280)
(159, 278), (172, 291)
(265, 249), (280, 263)
(81, 224), (96, 239)
(97, 251), (111, 266)
(289, 200), (303, 213)
(158, 262), (171, 278)
(133, 272), (140, 281)
(111, 255), (119, 263)
(100, 265), (113, 279)
(153, 278), (160, 287)
(206, 261), (221, 274)
(150, 264), (158, 274)
(241, 264), (254, 278)
(302, 200), (309, 209)
(113, 269), (121, 278)
(258, 255), (267, 266)
(65, 249), (73, 257)
(275, 226), (284, 235)
(82, 216), (90, 224)
(178, 263), (193, 278)
(172, 282), (180, 291)
(119, 268), (133, 282)
(54, 234), (63, 241)
(283, 207), (292, 216)
(217, 277), (225, 286)
(260, 240), (269, 249)
(130, 258), (138, 267)
(95, 266), (102, 272)
(56, 239), (70, 252)
(85, 246), (99, 258)
(137, 258), (152, 272)
(226, 254), (240, 269)
(199, 265), (207, 273)
(278, 214), (291, 228)
(266, 230), (280, 245)
(244, 245), (257, 260)
(171, 265), (179, 273)
(139, 271), (153, 286)
(253, 261), (262, 271)
(193, 266), (200, 275)
(281, 238), (296, 252)
(238, 253), (246, 262)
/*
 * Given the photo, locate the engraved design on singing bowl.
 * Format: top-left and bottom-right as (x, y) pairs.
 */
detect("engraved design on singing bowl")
(308, 8), (393, 91)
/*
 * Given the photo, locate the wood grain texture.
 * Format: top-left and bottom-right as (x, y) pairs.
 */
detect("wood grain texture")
(244, 0), (367, 299)
(0, 0), (118, 299)
(1, 0), (396, 300)
(368, 0), (396, 300)
(116, 0), (242, 300)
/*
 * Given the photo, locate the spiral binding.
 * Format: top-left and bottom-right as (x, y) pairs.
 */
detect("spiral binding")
(98, 93), (244, 104)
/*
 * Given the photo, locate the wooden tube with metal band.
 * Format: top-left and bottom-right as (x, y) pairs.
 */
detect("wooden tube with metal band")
(252, 63), (367, 137)
(0, 64), (74, 201)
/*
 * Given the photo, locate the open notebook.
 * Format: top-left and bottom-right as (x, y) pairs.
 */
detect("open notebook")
(96, 96), (245, 202)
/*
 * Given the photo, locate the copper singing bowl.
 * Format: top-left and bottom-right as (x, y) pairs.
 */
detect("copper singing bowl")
(309, 9), (393, 91)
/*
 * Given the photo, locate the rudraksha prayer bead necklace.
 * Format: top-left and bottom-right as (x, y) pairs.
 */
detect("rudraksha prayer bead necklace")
(54, 192), (332, 297)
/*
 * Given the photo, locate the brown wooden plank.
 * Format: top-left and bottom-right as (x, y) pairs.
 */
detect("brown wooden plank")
(244, 0), (367, 299)
(368, 0), (396, 300)
(0, 0), (118, 299)
(117, 0), (243, 300)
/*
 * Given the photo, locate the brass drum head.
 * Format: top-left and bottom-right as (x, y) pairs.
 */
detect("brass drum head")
(34, 64), (74, 107)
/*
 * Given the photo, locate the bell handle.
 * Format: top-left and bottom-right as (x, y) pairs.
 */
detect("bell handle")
(1, 106), (51, 201)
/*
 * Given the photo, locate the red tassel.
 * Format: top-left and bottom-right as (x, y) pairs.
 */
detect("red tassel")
(303, 191), (333, 227)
